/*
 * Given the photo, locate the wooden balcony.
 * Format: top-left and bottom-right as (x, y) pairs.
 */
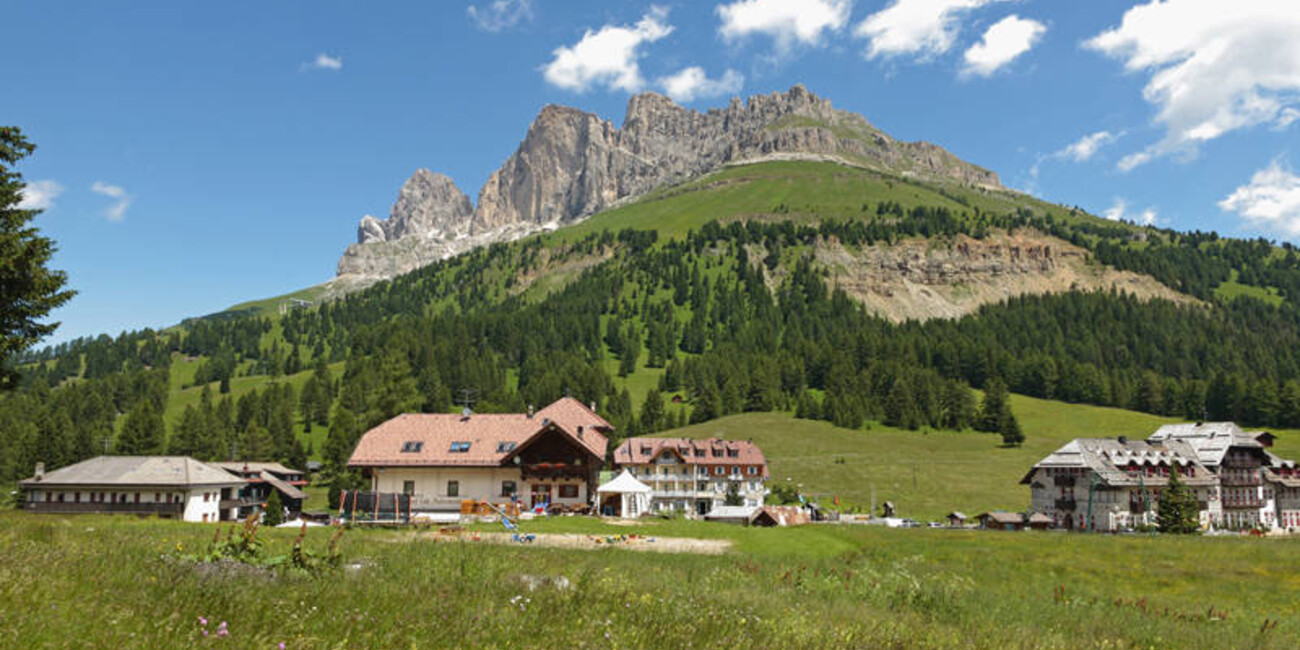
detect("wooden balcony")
(1220, 474), (1261, 487)
(520, 463), (589, 481)
(26, 501), (184, 517)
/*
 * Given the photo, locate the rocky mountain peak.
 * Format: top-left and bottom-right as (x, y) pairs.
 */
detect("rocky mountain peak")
(355, 169), (472, 244)
(337, 85), (1004, 282)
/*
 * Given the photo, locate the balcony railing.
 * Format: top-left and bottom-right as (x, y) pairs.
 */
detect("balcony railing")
(1222, 456), (1260, 469)
(1054, 476), (1077, 487)
(1221, 474), (1261, 487)
(220, 498), (260, 510)
(1223, 498), (1265, 509)
(1054, 498), (1077, 511)
(26, 501), (184, 516)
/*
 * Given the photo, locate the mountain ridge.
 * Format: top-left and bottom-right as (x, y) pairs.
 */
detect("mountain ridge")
(336, 85), (1002, 282)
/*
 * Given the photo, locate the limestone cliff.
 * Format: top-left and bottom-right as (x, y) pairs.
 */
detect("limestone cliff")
(336, 85), (1003, 281)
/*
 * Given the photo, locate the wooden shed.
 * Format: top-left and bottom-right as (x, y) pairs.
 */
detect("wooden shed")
(978, 511), (1025, 531)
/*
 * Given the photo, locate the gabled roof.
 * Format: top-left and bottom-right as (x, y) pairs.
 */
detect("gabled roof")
(347, 397), (610, 468)
(980, 511), (1024, 524)
(19, 456), (244, 488)
(612, 437), (768, 473)
(1147, 422), (1263, 466)
(1021, 437), (1214, 487)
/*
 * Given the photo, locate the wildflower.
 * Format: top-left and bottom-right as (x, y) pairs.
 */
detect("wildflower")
(218, 621), (228, 637)
(198, 617), (208, 626)
(279, 644), (286, 649)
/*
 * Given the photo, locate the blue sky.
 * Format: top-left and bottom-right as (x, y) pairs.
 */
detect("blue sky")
(7, 0), (1300, 345)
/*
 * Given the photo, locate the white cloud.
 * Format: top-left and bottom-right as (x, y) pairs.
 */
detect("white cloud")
(467, 0), (532, 32)
(962, 15), (1045, 77)
(1086, 0), (1300, 170)
(716, 0), (850, 49)
(855, 0), (1011, 61)
(301, 53), (343, 72)
(90, 181), (131, 222)
(543, 7), (673, 93)
(1057, 130), (1119, 162)
(1102, 198), (1157, 226)
(1219, 159), (1300, 236)
(16, 179), (64, 211)
(658, 67), (744, 103)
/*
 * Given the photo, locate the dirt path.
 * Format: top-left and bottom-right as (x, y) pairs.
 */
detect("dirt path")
(418, 531), (732, 555)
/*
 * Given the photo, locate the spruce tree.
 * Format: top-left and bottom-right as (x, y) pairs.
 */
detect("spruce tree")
(263, 489), (285, 526)
(977, 377), (1010, 433)
(639, 388), (665, 433)
(117, 401), (165, 455)
(0, 127), (75, 390)
(1157, 470), (1200, 534)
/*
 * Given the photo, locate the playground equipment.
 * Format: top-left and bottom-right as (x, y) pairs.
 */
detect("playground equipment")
(483, 502), (535, 543)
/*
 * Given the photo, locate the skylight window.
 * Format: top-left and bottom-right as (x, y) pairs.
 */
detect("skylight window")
(449, 441), (472, 453)
(497, 441), (517, 453)
(401, 441), (424, 453)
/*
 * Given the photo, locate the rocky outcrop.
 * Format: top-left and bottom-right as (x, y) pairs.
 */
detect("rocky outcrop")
(337, 85), (1003, 281)
(354, 169), (473, 244)
(806, 232), (1197, 322)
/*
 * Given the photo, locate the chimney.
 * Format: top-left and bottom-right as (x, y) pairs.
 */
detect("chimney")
(461, 406), (472, 421)
(527, 404), (535, 418)
(577, 425), (585, 439)
(34, 462), (44, 481)
(590, 401), (597, 413)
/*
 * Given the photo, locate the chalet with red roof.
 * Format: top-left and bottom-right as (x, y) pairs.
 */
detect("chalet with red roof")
(347, 397), (611, 511)
(611, 437), (769, 515)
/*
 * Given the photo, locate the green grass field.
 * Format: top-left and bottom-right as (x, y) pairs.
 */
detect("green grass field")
(646, 395), (1180, 520)
(2, 511), (1298, 649)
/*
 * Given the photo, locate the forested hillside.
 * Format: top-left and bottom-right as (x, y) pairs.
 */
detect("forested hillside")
(7, 160), (1300, 506)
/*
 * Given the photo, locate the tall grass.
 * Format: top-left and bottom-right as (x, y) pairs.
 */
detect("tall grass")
(1, 512), (1296, 648)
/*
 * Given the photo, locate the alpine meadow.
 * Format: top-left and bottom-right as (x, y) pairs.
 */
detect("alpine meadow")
(6, 2), (1300, 648)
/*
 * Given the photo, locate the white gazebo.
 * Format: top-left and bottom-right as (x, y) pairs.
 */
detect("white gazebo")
(596, 469), (652, 518)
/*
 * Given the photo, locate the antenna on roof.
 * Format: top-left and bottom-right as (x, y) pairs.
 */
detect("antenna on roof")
(456, 387), (478, 418)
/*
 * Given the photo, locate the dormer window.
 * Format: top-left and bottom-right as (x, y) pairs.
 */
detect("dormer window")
(496, 441), (517, 453)
(727, 449), (739, 458)
(449, 441), (472, 453)
(401, 441), (424, 453)
(640, 446), (651, 456)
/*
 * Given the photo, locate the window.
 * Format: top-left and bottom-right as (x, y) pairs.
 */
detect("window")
(747, 466), (758, 475)
(694, 449), (705, 457)
(714, 466), (724, 476)
(401, 441), (424, 453)
(727, 449), (739, 458)
(449, 441), (471, 453)
(447, 481), (459, 497)
(558, 484), (579, 499)
(402, 481), (415, 495)
(497, 441), (517, 453)
(501, 481), (517, 497)
(203, 492), (209, 503)
(74, 492), (80, 503)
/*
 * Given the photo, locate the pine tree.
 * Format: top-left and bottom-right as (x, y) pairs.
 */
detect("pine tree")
(639, 388), (665, 433)
(1157, 470), (1200, 534)
(323, 407), (359, 473)
(117, 400), (165, 455)
(263, 489), (285, 526)
(977, 377), (1010, 433)
(0, 127), (75, 390)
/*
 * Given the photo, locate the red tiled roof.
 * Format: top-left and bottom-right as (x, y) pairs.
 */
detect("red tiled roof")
(347, 397), (609, 468)
(612, 437), (768, 475)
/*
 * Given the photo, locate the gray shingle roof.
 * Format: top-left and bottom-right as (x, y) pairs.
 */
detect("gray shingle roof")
(19, 456), (244, 488)
(1022, 437), (1215, 487)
